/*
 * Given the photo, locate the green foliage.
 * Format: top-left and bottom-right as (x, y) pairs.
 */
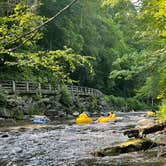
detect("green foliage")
(126, 98), (148, 110)
(30, 105), (44, 116)
(106, 95), (126, 111)
(158, 100), (166, 121)
(39, 0), (129, 92)
(33, 93), (43, 101)
(0, 3), (44, 51)
(13, 109), (24, 120)
(0, 2), (94, 84)
(59, 85), (73, 106)
(0, 89), (8, 106)
(0, 0), (165, 114)
(106, 95), (149, 111)
(89, 96), (98, 111)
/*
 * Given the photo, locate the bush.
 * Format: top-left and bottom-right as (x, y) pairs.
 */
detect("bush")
(158, 100), (166, 121)
(126, 98), (148, 110)
(106, 95), (126, 110)
(13, 109), (24, 120)
(106, 95), (149, 111)
(30, 105), (44, 115)
(0, 89), (8, 106)
(59, 85), (73, 106)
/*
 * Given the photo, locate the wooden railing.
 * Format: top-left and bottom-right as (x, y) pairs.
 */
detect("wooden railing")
(0, 80), (103, 97)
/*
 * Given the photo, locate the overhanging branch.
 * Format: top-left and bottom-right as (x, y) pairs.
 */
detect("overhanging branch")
(6, 0), (78, 51)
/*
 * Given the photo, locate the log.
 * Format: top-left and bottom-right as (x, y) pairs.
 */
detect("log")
(92, 138), (158, 157)
(124, 121), (166, 138)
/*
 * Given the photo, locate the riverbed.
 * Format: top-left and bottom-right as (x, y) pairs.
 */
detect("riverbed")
(0, 112), (166, 166)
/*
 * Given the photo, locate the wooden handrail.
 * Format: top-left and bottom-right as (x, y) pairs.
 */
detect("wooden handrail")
(0, 80), (104, 97)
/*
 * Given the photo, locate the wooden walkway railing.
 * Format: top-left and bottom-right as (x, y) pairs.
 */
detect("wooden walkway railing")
(0, 80), (103, 97)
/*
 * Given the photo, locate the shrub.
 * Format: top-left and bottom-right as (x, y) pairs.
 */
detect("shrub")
(30, 105), (44, 115)
(59, 85), (73, 106)
(158, 100), (166, 121)
(106, 95), (149, 111)
(126, 98), (148, 110)
(106, 95), (126, 109)
(0, 89), (8, 107)
(13, 109), (24, 120)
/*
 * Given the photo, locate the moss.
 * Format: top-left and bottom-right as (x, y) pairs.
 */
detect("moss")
(13, 109), (24, 120)
(120, 138), (145, 147)
(93, 138), (157, 157)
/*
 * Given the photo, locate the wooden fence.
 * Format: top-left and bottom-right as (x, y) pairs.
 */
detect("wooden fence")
(0, 80), (103, 97)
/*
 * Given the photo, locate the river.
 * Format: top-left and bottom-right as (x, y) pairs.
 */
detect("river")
(0, 112), (166, 166)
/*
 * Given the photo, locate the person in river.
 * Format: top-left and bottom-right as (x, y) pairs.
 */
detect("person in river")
(108, 112), (113, 117)
(152, 109), (156, 114)
(76, 112), (93, 124)
(147, 109), (157, 117)
(98, 112), (116, 123)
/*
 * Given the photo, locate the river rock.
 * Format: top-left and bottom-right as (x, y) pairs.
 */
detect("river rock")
(58, 111), (66, 117)
(155, 134), (166, 145)
(92, 138), (158, 157)
(92, 111), (98, 116)
(0, 117), (5, 123)
(6, 98), (18, 107)
(0, 107), (13, 118)
(37, 98), (50, 105)
(72, 111), (79, 116)
(46, 104), (52, 109)
(67, 114), (73, 118)
(0, 118), (16, 127)
(136, 119), (155, 129)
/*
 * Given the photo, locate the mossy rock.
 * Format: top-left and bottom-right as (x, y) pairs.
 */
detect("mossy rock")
(92, 138), (157, 157)
(13, 109), (24, 120)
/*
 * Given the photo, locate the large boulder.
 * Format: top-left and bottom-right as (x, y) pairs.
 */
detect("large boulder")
(0, 118), (16, 127)
(0, 107), (13, 118)
(92, 138), (157, 157)
(136, 119), (155, 129)
(6, 98), (18, 107)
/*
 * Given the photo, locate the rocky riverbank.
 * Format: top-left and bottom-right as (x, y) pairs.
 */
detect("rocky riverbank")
(0, 112), (165, 166)
(0, 89), (110, 126)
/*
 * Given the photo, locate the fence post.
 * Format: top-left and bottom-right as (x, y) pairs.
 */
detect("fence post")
(12, 80), (16, 93)
(76, 86), (78, 96)
(26, 82), (29, 92)
(71, 86), (73, 93)
(49, 84), (52, 91)
(57, 84), (60, 91)
(38, 83), (41, 93)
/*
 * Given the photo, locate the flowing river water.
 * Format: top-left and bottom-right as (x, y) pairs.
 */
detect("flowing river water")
(0, 112), (166, 166)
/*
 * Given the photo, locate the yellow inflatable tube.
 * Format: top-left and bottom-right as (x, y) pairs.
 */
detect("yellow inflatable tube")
(76, 113), (93, 124)
(98, 114), (116, 123)
(147, 111), (156, 117)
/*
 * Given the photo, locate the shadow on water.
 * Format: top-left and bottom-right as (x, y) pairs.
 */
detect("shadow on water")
(0, 112), (166, 166)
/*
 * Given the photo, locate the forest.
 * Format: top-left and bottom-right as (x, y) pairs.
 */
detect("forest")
(0, 0), (166, 117)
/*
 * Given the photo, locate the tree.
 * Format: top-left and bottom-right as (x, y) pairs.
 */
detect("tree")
(0, 1), (94, 84)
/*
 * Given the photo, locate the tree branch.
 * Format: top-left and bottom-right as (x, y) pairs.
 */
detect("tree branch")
(8, 31), (38, 52)
(5, 0), (78, 49)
